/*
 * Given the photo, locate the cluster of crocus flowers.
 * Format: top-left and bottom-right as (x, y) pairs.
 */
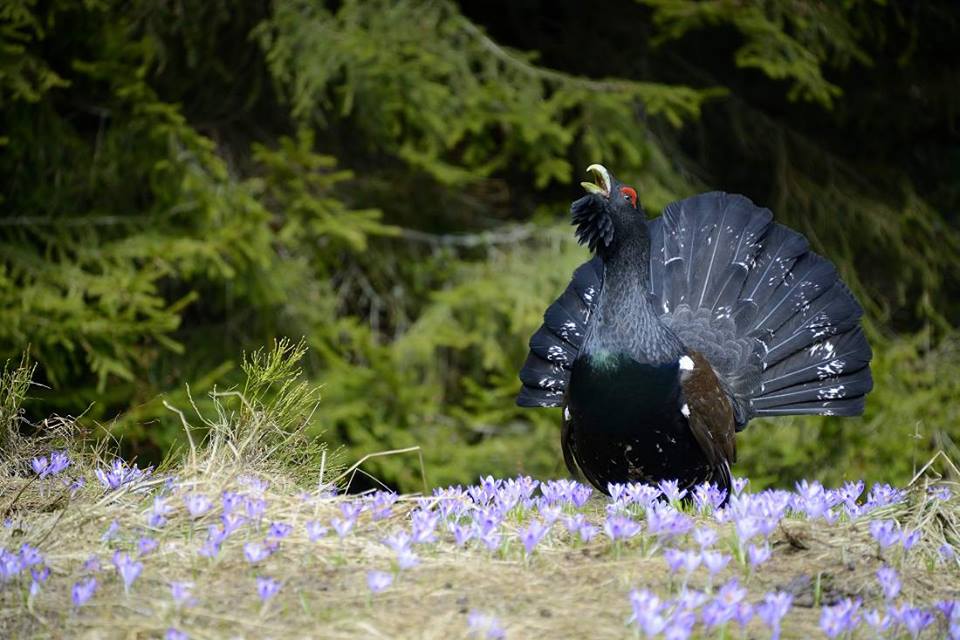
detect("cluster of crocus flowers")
(4, 451), (958, 639)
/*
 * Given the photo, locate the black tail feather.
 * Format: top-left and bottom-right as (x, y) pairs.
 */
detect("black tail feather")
(650, 192), (873, 423)
(751, 365), (873, 411)
(759, 327), (872, 395)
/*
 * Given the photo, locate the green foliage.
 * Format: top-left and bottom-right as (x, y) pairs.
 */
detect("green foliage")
(739, 332), (960, 488)
(0, 354), (33, 453)
(639, 0), (879, 107)
(189, 337), (337, 475)
(1, 0), (959, 493)
(256, 0), (718, 190)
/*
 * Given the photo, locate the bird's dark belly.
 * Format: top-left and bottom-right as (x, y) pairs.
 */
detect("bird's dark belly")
(566, 353), (712, 492)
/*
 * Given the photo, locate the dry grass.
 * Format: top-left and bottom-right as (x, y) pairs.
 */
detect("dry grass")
(1, 431), (959, 638)
(1, 346), (958, 639)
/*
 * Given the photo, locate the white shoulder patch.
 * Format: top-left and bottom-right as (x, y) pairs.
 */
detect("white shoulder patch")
(679, 355), (695, 371)
(680, 403), (691, 418)
(563, 406), (571, 421)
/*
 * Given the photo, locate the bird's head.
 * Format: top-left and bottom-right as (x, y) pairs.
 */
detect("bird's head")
(571, 164), (645, 255)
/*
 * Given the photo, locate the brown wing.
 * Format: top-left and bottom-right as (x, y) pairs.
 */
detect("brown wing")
(680, 351), (737, 469)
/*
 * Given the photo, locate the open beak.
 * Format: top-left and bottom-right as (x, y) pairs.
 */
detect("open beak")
(581, 164), (611, 198)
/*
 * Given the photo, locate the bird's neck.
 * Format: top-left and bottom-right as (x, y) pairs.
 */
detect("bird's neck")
(589, 232), (684, 364)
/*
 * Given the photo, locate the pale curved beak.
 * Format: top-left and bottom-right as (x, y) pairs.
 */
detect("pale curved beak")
(581, 164), (611, 197)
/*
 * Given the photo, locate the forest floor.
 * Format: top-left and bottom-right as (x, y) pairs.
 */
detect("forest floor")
(1, 397), (959, 639)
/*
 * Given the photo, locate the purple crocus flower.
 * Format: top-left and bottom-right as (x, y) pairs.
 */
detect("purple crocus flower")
(734, 516), (763, 543)
(607, 483), (628, 503)
(702, 579), (747, 629)
(199, 524), (227, 558)
(747, 543), (771, 567)
(626, 483), (662, 508)
(467, 609), (506, 639)
(148, 496), (173, 528)
(604, 515), (642, 541)
(563, 514), (587, 535)
(240, 475), (270, 493)
(628, 589), (667, 636)
(366, 570), (393, 594)
(50, 450), (70, 474)
(31, 565), (50, 583)
(820, 597), (862, 638)
(692, 483), (727, 512)
(331, 516), (355, 539)
(702, 597), (733, 628)
(477, 526), (502, 551)
(664, 549), (700, 575)
(756, 592), (792, 640)
(95, 459), (150, 490)
(165, 628), (188, 640)
(731, 477), (749, 496)
(577, 522), (599, 542)
(866, 484), (906, 509)
(646, 504), (693, 538)
(900, 529), (921, 551)
(701, 550), (731, 576)
(267, 522), (292, 539)
(256, 576), (282, 601)
(82, 554), (101, 572)
(183, 494), (213, 518)
(198, 539), (221, 559)
(306, 520), (328, 542)
(72, 577), (98, 607)
(170, 581), (195, 608)
(30, 456), (49, 478)
(569, 483), (593, 508)
(0, 548), (21, 581)
(244, 497), (267, 521)
(693, 527), (718, 549)
(112, 551), (143, 593)
(929, 485), (953, 501)
(101, 519), (120, 542)
(397, 548), (419, 570)
(519, 520), (549, 555)
(876, 566), (900, 600)
(450, 523), (474, 547)
(658, 479), (687, 502)
(891, 605), (935, 638)
(19, 544), (42, 567)
(733, 601), (754, 629)
(221, 491), (243, 514)
(138, 537), (159, 556)
(243, 541), (273, 564)
(369, 491), (398, 520)
(384, 531), (412, 553)
(869, 520), (901, 549)
(864, 608), (891, 634)
(68, 477), (85, 496)
(340, 501), (363, 520)
(411, 510), (440, 544)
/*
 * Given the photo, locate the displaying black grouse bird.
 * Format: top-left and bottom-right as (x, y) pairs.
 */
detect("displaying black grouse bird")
(517, 164), (872, 495)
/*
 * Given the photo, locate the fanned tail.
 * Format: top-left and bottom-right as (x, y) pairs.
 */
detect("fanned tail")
(649, 192), (873, 424)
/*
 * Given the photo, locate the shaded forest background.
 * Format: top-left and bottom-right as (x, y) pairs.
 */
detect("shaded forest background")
(3, 0), (959, 492)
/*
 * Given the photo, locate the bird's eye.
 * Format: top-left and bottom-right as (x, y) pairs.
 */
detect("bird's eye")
(619, 186), (637, 208)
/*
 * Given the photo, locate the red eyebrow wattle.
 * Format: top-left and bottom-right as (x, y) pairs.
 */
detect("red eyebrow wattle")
(620, 186), (637, 207)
